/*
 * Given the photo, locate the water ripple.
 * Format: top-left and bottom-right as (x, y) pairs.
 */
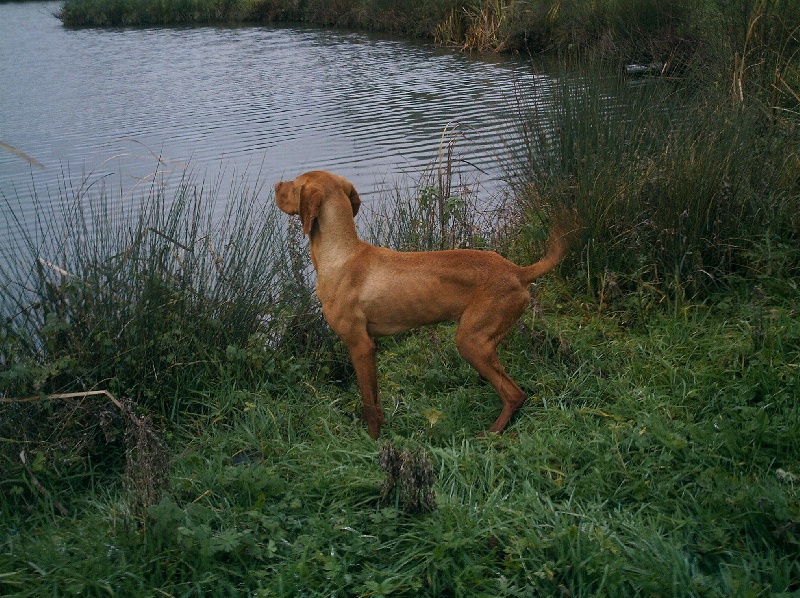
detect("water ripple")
(1, 2), (551, 244)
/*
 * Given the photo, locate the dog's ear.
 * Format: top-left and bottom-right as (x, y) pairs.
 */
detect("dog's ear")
(299, 183), (324, 236)
(274, 181), (300, 216)
(348, 182), (361, 217)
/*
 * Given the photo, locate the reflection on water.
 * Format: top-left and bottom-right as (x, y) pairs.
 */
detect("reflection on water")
(1, 2), (552, 244)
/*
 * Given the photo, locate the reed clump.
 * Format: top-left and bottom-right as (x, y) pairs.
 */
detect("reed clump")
(378, 441), (437, 513)
(508, 57), (799, 299)
(0, 169), (336, 419)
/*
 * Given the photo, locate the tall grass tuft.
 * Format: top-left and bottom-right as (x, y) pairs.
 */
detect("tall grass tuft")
(365, 126), (504, 253)
(0, 167), (336, 419)
(509, 62), (800, 299)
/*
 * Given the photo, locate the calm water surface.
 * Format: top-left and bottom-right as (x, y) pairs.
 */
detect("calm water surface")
(1, 2), (549, 243)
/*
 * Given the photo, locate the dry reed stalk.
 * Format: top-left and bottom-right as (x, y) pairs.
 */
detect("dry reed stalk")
(0, 389), (123, 406)
(0, 140), (44, 169)
(460, 0), (513, 52)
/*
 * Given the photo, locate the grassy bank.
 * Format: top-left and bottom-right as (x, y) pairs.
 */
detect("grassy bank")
(2, 253), (799, 595)
(1, 149), (799, 595)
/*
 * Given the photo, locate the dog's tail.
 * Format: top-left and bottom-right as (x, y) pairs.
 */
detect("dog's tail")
(520, 211), (576, 285)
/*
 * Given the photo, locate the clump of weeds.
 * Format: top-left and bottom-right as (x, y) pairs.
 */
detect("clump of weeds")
(378, 441), (437, 514)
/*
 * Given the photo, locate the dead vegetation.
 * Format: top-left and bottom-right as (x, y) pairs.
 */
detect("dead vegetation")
(378, 441), (437, 514)
(1, 391), (169, 519)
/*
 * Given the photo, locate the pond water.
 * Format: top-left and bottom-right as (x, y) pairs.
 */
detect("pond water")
(0, 2), (553, 245)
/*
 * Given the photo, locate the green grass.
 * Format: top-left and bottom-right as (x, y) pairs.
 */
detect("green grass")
(2, 272), (798, 595)
(1, 160), (799, 596)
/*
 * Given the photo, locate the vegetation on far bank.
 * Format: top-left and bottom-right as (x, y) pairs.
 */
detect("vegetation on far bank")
(2, 3), (800, 595)
(58, 0), (799, 66)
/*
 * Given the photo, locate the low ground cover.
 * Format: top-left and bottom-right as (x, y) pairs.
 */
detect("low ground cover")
(1, 271), (798, 595)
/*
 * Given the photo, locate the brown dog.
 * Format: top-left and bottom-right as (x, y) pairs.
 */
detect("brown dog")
(275, 170), (569, 438)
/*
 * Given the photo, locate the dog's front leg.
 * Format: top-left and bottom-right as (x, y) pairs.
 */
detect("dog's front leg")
(344, 333), (384, 439)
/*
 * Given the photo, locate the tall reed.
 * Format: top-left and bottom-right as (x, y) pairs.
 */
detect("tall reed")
(708, 0), (800, 112)
(508, 63), (799, 298)
(0, 166), (334, 418)
(365, 125), (503, 252)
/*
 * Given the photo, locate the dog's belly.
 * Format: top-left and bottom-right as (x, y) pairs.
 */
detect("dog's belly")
(360, 277), (468, 336)
(365, 309), (455, 336)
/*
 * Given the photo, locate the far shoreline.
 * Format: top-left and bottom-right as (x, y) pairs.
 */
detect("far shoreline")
(56, 0), (712, 69)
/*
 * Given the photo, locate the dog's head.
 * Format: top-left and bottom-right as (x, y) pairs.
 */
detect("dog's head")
(274, 171), (361, 236)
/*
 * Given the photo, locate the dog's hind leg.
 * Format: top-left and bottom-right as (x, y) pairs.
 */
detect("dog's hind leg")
(455, 300), (528, 435)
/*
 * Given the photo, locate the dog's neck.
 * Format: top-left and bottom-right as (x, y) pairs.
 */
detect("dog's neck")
(308, 199), (363, 277)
